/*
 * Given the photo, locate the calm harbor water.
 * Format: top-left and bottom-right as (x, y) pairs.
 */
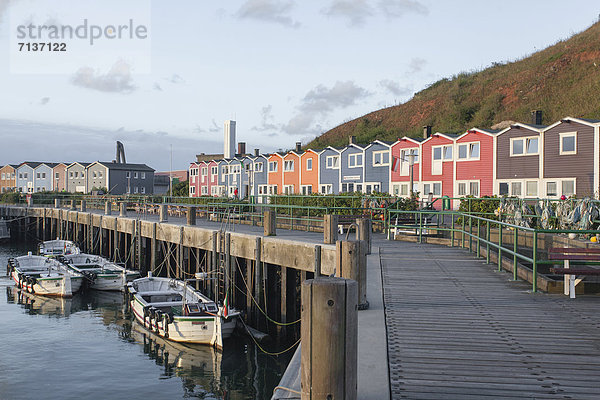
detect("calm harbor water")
(0, 242), (289, 400)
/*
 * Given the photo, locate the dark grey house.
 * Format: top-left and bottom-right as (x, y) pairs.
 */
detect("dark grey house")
(86, 161), (155, 195)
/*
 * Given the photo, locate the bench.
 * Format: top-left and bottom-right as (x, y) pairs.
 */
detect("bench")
(548, 247), (600, 299)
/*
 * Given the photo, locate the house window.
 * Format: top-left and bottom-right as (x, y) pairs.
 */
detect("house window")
(499, 182), (509, 195)
(36, 173), (40, 179)
(269, 161), (278, 172)
(254, 163), (263, 172)
(433, 147), (442, 160)
(54, 172), (59, 179)
(126, 172), (130, 178)
(348, 153), (363, 168)
(212, 166), (218, 175)
(559, 132), (577, 155)
(245, 163), (252, 172)
(458, 143), (480, 160)
(562, 180), (575, 196)
(141, 172), (146, 179)
(284, 185), (294, 194)
(546, 182), (557, 197)
(373, 151), (390, 166)
(190, 186), (196, 195)
(69, 172), (73, 178)
(443, 146), (453, 160)
(301, 185), (312, 195)
(202, 167), (208, 176)
(306, 158), (312, 171)
(284, 160), (294, 172)
(526, 181), (537, 197)
(458, 182), (479, 196)
(134, 172), (138, 179)
(511, 137), (538, 156)
(320, 184), (333, 194)
(201, 186), (208, 195)
(458, 182), (466, 196)
(1, 173), (4, 180)
(74, 171), (78, 178)
(93, 172), (97, 178)
(326, 156), (339, 168)
(99, 172), (103, 178)
(423, 183), (441, 196)
(511, 182), (522, 196)
(470, 182), (479, 197)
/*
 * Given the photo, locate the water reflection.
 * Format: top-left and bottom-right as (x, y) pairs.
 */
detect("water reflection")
(4, 282), (288, 399)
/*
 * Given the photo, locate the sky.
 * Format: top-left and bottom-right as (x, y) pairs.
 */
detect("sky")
(0, 0), (599, 171)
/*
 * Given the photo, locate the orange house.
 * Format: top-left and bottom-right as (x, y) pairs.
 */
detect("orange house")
(300, 149), (319, 195)
(267, 153), (284, 194)
(283, 151), (301, 194)
(0, 164), (17, 193)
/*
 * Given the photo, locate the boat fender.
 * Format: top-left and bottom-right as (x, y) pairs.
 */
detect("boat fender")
(163, 314), (169, 338)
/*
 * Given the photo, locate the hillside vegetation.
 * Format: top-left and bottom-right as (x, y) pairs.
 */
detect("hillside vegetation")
(308, 21), (600, 148)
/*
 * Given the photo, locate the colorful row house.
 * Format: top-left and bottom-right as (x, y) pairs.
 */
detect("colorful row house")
(188, 114), (600, 203)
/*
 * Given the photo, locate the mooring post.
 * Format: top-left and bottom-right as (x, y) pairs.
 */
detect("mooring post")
(187, 206), (196, 226)
(88, 213), (93, 253)
(159, 205), (168, 223)
(356, 217), (372, 255)
(136, 220), (142, 272)
(150, 222), (157, 275)
(70, 200), (76, 210)
(264, 209), (276, 236)
(113, 218), (118, 262)
(324, 214), (339, 244)
(212, 231), (218, 300)
(120, 202), (127, 217)
(254, 236), (262, 326)
(98, 216), (103, 257)
(314, 245), (322, 277)
(105, 201), (111, 215)
(336, 240), (368, 310)
(195, 247), (200, 290)
(225, 232), (231, 305)
(301, 277), (358, 400)
(80, 200), (86, 212)
(177, 226), (184, 279)
(279, 265), (288, 337)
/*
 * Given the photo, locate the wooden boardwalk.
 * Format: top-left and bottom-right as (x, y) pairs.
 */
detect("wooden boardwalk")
(381, 241), (600, 400)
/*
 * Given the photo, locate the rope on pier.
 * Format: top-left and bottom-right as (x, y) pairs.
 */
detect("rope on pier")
(234, 257), (300, 327)
(239, 317), (301, 356)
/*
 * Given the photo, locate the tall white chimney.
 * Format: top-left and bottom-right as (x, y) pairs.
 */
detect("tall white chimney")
(224, 120), (236, 159)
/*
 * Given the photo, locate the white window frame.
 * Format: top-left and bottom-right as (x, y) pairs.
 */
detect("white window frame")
(456, 180), (480, 197)
(141, 172), (145, 179)
(457, 142), (480, 161)
(326, 155), (339, 169)
(268, 161), (278, 172)
(559, 132), (577, 155)
(525, 181), (538, 197)
(306, 158), (313, 171)
(320, 184), (333, 194)
(510, 136), (539, 156)
(284, 160), (294, 172)
(134, 172), (138, 179)
(432, 145), (453, 162)
(283, 184), (294, 195)
(422, 181), (442, 196)
(348, 153), (363, 168)
(201, 167), (208, 176)
(201, 186), (208, 195)
(301, 185), (312, 195)
(372, 150), (390, 166)
(254, 162), (263, 172)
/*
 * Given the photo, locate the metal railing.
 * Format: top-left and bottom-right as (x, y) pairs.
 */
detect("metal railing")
(386, 208), (600, 293)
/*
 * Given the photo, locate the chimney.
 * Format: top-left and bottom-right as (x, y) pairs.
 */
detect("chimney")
(423, 125), (432, 139)
(254, 148), (260, 157)
(295, 142), (302, 153)
(531, 110), (542, 125)
(349, 135), (356, 145)
(238, 142), (246, 156)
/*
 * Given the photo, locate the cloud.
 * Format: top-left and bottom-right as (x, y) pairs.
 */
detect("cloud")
(284, 80), (371, 135)
(252, 105), (280, 132)
(379, 79), (411, 97)
(323, 0), (427, 26)
(71, 60), (136, 94)
(39, 97), (50, 105)
(167, 74), (185, 84)
(153, 83), (163, 91)
(0, 0), (11, 24)
(322, 0), (374, 27)
(378, 0), (428, 19)
(194, 119), (222, 135)
(0, 119), (222, 171)
(236, 0), (300, 28)
(408, 57), (427, 74)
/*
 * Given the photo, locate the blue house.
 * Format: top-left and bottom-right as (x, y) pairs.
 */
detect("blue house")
(363, 140), (392, 194)
(250, 154), (269, 199)
(318, 147), (341, 194)
(217, 159), (230, 197)
(340, 143), (365, 193)
(34, 163), (57, 192)
(16, 162), (40, 193)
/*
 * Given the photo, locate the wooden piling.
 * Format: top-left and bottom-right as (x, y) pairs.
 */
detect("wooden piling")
(324, 214), (339, 244)
(80, 200), (86, 212)
(264, 210), (276, 236)
(159, 205), (168, 223)
(150, 222), (157, 275)
(120, 203), (127, 217)
(254, 237), (262, 326)
(314, 245), (322, 277)
(336, 240), (368, 310)
(356, 218), (372, 255)
(225, 232), (231, 305)
(301, 277), (358, 400)
(105, 201), (111, 215)
(212, 231), (218, 300)
(187, 206), (196, 226)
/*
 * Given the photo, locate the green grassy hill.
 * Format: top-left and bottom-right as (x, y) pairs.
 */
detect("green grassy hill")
(307, 21), (600, 149)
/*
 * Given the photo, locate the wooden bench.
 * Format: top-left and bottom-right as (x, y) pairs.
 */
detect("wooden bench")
(549, 247), (600, 299)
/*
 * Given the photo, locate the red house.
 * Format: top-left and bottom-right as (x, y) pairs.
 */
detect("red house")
(189, 162), (200, 197)
(454, 128), (497, 198)
(421, 132), (458, 208)
(390, 137), (423, 197)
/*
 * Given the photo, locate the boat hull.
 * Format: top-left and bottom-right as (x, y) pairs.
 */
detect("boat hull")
(12, 271), (74, 297)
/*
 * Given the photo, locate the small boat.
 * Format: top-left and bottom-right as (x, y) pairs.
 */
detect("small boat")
(7, 253), (84, 297)
(60, 253), (139, 291)
(39, 239), (80, 256)
(0, 220), (10, 242)
(127, 274), (240, 349)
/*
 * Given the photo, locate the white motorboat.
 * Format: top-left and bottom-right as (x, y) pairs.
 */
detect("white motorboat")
(39, 239), (80, 256)
(0, 220), (10, 242)
(127, 274), (240, 349)
(7, 253), (84, 297)
(60, 253), (139, 291)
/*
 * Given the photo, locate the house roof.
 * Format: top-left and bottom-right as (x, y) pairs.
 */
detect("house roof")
(497, 122), (545, 136)
(96, 162), (154, 171)
(18, 162), (43, 169)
